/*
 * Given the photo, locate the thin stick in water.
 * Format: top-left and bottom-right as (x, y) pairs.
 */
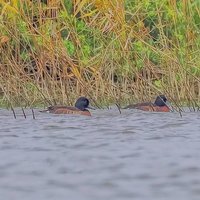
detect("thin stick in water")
(11, 106), (16, 119)
(115, 103), (122, 114)
(21, 107), (26, 119)
(31, 108), (36, 119)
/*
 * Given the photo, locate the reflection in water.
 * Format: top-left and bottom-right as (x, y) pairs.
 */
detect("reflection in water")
(0, 108), (200, 200)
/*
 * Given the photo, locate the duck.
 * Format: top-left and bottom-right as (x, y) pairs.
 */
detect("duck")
(40, 97), (92, 116)
(124, 95), (170, 112)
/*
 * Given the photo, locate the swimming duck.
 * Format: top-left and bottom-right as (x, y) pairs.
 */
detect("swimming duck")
(124, 95), (170, 112)
(41, 97), (92, 116)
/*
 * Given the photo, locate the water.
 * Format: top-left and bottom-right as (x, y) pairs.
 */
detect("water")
(0, 108), (200, 200)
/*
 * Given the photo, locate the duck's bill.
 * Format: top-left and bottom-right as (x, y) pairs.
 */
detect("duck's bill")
(165, 101), (172, 108)
(88, 106), (96, 110)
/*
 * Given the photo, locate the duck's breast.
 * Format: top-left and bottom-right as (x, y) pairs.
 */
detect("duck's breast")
(152, 105), (170, 112)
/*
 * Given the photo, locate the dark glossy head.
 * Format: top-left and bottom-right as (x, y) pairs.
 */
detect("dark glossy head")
(75, 97), (90, 111)
(154, 95), (167, 106)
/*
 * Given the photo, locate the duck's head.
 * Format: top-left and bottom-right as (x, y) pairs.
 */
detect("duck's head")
(154, 95), (168, 106)
(75, 97), (90, 111)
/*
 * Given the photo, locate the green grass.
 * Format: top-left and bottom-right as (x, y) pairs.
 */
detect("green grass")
(0, 0), (200, 110)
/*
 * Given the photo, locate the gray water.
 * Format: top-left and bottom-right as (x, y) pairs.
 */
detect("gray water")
(0, 108), (200, 200)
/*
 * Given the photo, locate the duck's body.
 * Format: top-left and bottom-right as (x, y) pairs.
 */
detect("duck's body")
(41, 97), (92, 116)
(124, 95), (170, 112)
(45, 106), (91, 116)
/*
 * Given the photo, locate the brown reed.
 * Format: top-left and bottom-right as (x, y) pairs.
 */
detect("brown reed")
(0, 0), (200, 111)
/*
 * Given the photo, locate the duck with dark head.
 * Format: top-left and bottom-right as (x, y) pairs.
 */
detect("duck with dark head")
(40, 97), (92, 116)
(124, 95), (170, 112)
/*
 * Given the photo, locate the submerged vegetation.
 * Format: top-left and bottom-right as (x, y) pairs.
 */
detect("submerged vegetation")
(0, 0), (200, 110)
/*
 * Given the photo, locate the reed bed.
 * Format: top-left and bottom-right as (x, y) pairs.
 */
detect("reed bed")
(0, 0), (200, 110)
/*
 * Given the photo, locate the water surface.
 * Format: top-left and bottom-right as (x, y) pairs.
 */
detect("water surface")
(0, 108), (200, 200)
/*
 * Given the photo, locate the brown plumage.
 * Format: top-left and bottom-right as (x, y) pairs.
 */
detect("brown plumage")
(40, 97), (92, 116)
(124, 95), (170, 112)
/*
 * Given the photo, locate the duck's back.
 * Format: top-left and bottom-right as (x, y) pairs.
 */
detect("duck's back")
(124, 102), (170, 112)
(47, 106), (91, 116)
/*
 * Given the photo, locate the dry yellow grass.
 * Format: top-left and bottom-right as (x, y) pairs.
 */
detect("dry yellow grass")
(0, 0), (200, 110)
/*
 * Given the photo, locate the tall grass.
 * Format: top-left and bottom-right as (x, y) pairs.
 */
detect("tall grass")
(0, 0), (200, 109)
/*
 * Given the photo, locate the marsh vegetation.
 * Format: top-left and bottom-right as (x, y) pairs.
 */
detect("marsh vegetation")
(0, 0), (200, 110)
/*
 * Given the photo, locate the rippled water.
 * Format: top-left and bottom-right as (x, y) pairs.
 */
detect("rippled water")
(0, 108), (200, 200)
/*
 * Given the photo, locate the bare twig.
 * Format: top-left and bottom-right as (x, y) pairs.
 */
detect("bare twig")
(31, 108), (36, 120)
(21, 107), (27, 119)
